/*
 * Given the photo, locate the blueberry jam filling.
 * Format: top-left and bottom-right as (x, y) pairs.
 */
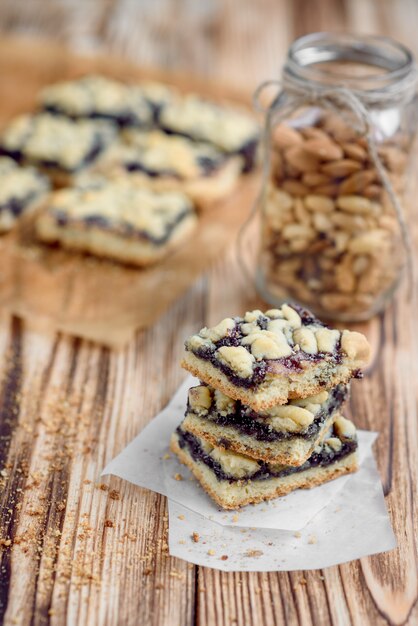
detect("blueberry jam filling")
(176, 427), (357, 483)
(189, 384), (349, 442)
(188, 310), (342, 387)
(0, 189), (42, 217)
(51, 205), (192, 245)
(157, 126), (258, 173)
(124, 161), (180, 179)
(238, 138), (258, 173)
(197, 155), (224, 175)
(0, 137), (105, 174)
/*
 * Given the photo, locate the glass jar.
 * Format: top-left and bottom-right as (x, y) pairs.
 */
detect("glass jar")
(256, 33), (418, 321)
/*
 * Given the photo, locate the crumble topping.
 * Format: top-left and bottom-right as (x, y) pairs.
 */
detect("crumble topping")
(0, 157), (49, 213)
(213, 389), (236, 416)
(210, 446), (260, 478)
(40, 178), (194, 243)
(108, 130), (229, 179)
(334, 415), (357, 439)
(159, 94), (259, 153)
(184, 304), (370, 385)
(39, 75), (153, 126)
(216, 346), (255, 379)
(176, 416), (357, 481)
(186, 384), (348, 440)
(188, 386), (212, 416)
(187, 383), (344, 435)
(131, 81), (175, 108)
(0, 114), (115, 172)
(201, 318), (236, 343)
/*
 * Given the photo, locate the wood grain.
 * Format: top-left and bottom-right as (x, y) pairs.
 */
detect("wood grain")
(0, 1), (417, 625)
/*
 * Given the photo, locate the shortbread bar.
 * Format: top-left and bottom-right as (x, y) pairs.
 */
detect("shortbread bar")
(0, 157), (50, 233)
(182, 382), (348, 466)
(181, 305), (370, 412)
(0, 113), (116, 186)
(171, 414), (358, 509)
(35, 178), (197, 266)
(39, 75), (153, 128)
(98, 130), (242, 206)
(158, 95), (259, 172)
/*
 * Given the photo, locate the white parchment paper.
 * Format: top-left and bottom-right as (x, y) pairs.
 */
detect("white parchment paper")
(168, 450), (396, 571)
(103, 376), (378, 530)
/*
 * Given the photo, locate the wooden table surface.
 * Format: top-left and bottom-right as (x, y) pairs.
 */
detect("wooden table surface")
(0, 1), (418, 625)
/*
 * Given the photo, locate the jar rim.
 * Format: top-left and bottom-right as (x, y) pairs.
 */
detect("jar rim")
(284, 33), (415, 94)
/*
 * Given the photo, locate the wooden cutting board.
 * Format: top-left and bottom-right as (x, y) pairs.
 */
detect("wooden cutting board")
(0, 36), (260, 347)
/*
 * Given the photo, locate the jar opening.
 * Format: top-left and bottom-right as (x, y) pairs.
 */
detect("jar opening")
(284, 33), (415, 94)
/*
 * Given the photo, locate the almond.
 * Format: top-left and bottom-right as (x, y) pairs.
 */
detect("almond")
(304, 194), (335, 213)
(339, 170), (376, 195)
(303, 138), (343, 161)
(348, 229), (389, 255)
(341, 142), (368, 161)
(322, 159), (362, 177)
(281, 180), (310, 196)
(300, 127), (331, 141)
(331, 211), (368, 232)
(284, 146), (320, 173)
(335, 256), (356, 293)
(336, 195), (372, 215)
(311, 183), (340, 197)
(312, 212), (333, 232)
(272, 124), (303, 149)
(302, 172), (330, 187)
(363, 184), (382, 199)
(377, 146), (407, 173)
(282, 223), (316, 241)
(320, 292), (353, 311)
(293, 198), (311, 225)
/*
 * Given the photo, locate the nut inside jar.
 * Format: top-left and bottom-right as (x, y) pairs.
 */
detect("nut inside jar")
(256, 34), (417, 321)
(258, 108), (411, 320)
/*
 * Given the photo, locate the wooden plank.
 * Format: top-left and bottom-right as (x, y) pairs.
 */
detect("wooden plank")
(1, 278), (207, 625)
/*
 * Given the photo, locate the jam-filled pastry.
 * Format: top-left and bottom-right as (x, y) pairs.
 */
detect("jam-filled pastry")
(158, 94), (259, 172)
(38, 75), (153, 128)
(0, 113), (116, 186)
(181, 305), (370, 412)
(35, 177), (197, 266)
(0, 157), (50, 233)
(97, 130), (242, 207)
(171, 414), (358, 509)
(182, 382), (349, 466)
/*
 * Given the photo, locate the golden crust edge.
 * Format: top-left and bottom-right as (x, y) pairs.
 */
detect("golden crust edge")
(182, 410), (338, 466)
(36, 208), (198, 266)
(181, 351), (354, 412)
(170, 433), (358, 510)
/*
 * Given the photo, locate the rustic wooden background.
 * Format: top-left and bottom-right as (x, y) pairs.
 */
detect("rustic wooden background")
(0, 1), (417, 625)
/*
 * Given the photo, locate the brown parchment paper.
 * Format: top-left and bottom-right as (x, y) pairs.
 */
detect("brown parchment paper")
(0, 174), (259, 347)
(0, 37), (261, 347)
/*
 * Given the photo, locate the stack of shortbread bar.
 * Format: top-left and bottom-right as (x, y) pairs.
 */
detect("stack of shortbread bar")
(171, 303), (370, 509)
